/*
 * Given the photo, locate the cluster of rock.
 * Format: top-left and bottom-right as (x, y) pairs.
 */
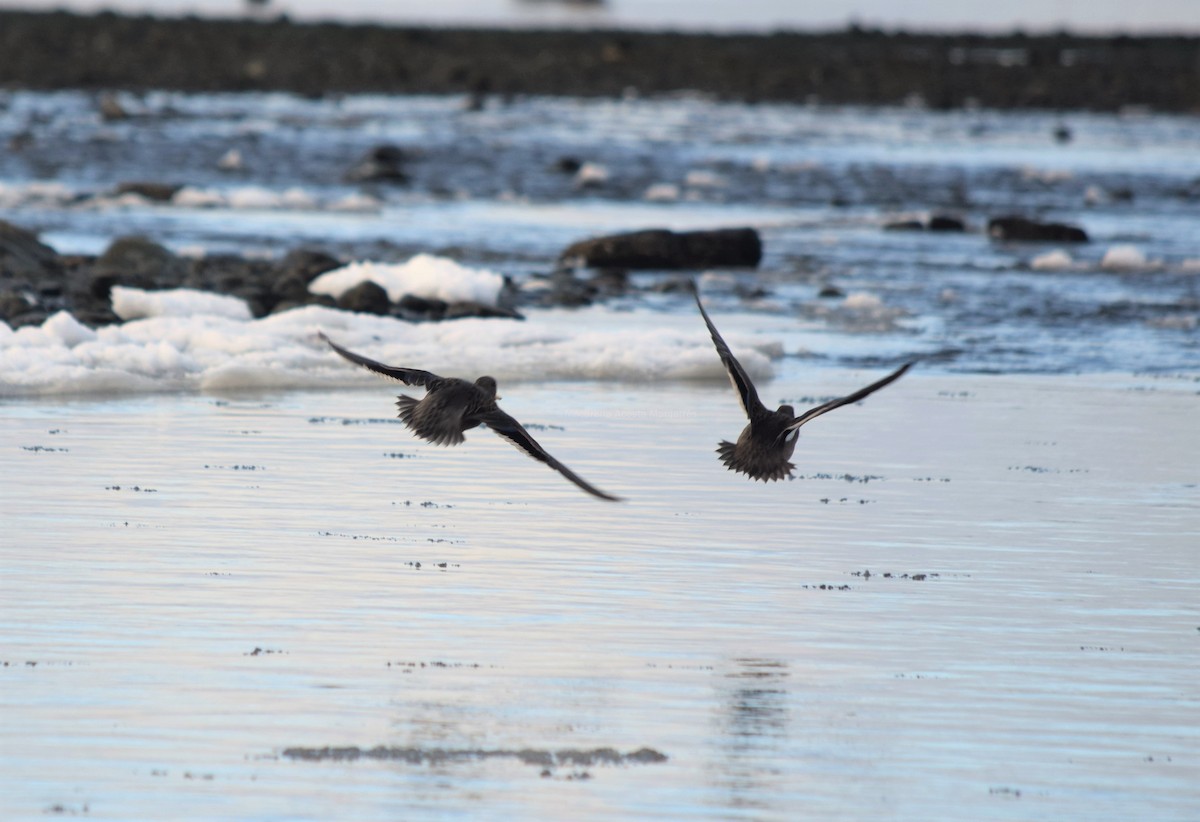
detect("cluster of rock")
(1, 211), (1094, 330)
(0, 221), (344, 328)
(0, 221), (769, 329)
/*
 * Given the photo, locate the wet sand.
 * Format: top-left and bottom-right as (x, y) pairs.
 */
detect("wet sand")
(1, 10), (1198, 110)
(2, 372), (1197, 819)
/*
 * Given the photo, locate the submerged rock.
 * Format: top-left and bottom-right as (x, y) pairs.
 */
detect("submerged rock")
(987, 215), (1088, 243)
(114, 181), (184, 202)
(560, 227), (762, 270)
(883, 214), (965, 232)
(345, 144), (409, 184)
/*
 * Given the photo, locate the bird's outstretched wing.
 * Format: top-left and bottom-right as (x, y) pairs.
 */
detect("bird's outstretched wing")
(319, 332), (442, 387)
(692, 285), (769, 421)
(482, 409), (622, 502)
(785, 362), (914, 432)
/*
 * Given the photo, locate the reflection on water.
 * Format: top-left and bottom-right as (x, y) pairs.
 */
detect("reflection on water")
(2, 374), (1198, 819)
(713, 658), (791, 813)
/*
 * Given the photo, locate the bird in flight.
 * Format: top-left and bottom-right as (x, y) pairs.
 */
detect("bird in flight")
(692, 287), (913, 482)
(319, 333), (621, 501)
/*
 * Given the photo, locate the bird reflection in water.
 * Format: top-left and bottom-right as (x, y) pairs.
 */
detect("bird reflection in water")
(711, 657), (791, 812)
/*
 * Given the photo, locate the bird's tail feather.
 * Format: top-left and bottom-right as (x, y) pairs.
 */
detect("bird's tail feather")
(716, 441), (793, 482)
(395, 394), (418, 427)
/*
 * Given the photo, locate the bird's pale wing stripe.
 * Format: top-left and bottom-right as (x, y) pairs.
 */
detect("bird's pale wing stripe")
(692, 287), (768, 421)
(482, 410), (622, 502)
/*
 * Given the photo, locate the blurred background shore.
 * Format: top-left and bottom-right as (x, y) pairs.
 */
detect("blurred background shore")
(1, 9), (1198, 110)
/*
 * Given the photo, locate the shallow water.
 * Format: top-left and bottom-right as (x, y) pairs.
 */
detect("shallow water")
(3, 92), (1199, 380)
(3, 372), (1198, 819)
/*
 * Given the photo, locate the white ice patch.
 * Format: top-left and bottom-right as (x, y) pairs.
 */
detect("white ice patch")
(573, 162), (610, 188)
(0, 302), (774, 398)
(308, 255), (505, 306)
(1031, 249), (1075, 271)
(644, 183), (681, 202)
(842, 292), (884, 311)
(1100, 245), (1150, 271)
(112, 286), (254, 321)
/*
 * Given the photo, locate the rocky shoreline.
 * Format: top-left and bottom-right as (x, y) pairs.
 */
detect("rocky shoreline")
(3, 212), (1098, 331)
(1, 10), (1198, 112)
(1, 218), (778, 329)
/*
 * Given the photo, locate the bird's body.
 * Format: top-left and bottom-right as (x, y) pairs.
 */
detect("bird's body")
(393, 376), (496, 447)
(319, 333), (620, 501)
(692, 287), (912, 482)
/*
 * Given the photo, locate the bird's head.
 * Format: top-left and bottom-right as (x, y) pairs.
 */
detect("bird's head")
(475, 376), (499, 399)
(776, 404), (795, 418)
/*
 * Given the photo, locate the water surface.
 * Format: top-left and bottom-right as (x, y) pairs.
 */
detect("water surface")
(3, 373), (1197, 819)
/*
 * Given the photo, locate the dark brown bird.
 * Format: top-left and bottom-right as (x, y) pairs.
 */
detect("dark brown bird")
(692, 287), (913, 482)
(319, 333), (620, 501)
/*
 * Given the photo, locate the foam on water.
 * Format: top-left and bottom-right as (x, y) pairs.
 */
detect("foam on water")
(308, 255), (506, 306)
(111, 285), (255, 321)
(0, 296), (777, 398)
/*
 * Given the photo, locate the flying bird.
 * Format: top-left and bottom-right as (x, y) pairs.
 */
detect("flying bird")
(692, 287), (913, 482)
(319, 333), (621, 501)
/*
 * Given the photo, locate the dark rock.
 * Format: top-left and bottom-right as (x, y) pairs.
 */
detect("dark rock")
(885, 215), (965, 232)
(71, 305), (120, 327)
(0, 220), (63, 282)
(183, 255), (275, 316)
(395, 293), (447, 320)
(528, 270), (597, 307)
(928, 214), (966, 231)
(271, 294), (337, 315)
(338, 280), (391, 314)
(1053, 124), (1072, 143)
(560, 227), (762, 270)
(5, 308), (50, 329)
(818, 284), (845, 298)
(345, 144), (409, 184)
(883, 219), (924, 232)
(0, 290), (34, 320)
(97, 91), (128, 121)
(443, 301), (524, 320)
(649, 277), (694, 294)
(587, 268), (629, 295)
(91, 236), (187, 299)
(271, 248), (342, 305)
(987, 215), (1088, 243)
(115, 181), (183, 202)
(554, 156), (583, 174)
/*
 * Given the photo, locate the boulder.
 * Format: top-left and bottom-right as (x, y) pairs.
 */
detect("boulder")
(271, 248), (342, 306)
(987, 216), (1088, 243)
(560, 227), (762, 270)
(928, 214), (966, 232)
(337, 280), (390, 314)
(883, 219), (924, 232)
(0, 220), (63, 282)
(883, 214), (965, 232)
(443, 301), (524, 320)
(345, 144), (409, 184)
(115, 181), (183, 202)
(89, 236), (186, 299)
(395, 293), (447, 320)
